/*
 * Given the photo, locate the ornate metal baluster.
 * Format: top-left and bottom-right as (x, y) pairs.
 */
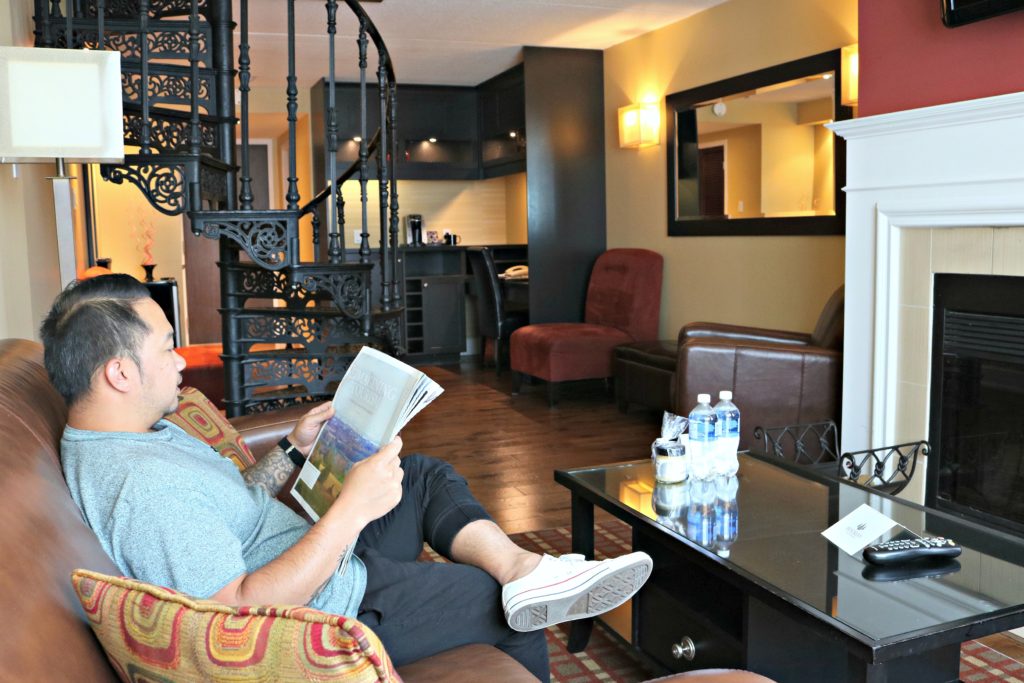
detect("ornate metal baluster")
(189, 0), (201, 158)
(34, 0), (53, 47)
(237, 0), (253, 209)
(139, 0), (151, 154)
(311, 212), (321, 254)
(387, 81), (400, 309)
(64, 0), (72, 48)
(374, 56), (388, 298)
(285, 0), (299, 212)
(97, 0), (105, 50)
(325, 0), (342, 264)
(356, 16), (369, 266)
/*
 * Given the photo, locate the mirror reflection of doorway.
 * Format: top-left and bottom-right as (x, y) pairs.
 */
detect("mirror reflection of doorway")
(699, 145), (725, 218)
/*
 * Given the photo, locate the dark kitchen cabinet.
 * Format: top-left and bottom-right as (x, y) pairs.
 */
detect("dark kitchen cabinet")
(479, 64), (525, 178)
(311, 81), (479, 183)
(401, 246), (466, 364)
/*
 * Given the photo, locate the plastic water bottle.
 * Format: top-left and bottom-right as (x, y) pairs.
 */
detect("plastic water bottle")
(688, 393), (717, 480)
(713, 476), (739, 559)
(713, 390), (740, 477)
(686, 479), (716, 548)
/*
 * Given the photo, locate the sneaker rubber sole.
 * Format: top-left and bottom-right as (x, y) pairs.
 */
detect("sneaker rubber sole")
(504, 554), (652, 632)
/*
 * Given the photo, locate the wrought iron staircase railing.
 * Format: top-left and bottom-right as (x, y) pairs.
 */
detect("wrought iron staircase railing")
(34, 0), (404, 416)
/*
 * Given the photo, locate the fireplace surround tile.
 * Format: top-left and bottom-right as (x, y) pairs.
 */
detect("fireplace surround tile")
(895, 380), (928, 445)
(897, 304), (931, 386)
(993, 227), (1024, 276)
(899, 228), (932, 307)
(931, 226), (994, 274)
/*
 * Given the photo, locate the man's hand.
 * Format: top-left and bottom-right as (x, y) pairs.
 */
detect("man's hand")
(288, 403), (335, 456)
(332, 436), (404, 527)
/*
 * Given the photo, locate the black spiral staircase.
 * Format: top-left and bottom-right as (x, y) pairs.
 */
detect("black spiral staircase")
(34, 0), (404, 417)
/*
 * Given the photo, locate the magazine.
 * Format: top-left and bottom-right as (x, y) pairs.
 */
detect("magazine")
(290, 346), (443, 527)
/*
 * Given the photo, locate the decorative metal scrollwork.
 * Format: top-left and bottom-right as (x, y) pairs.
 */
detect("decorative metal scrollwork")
(122, 71), (211, 112)
(101, 162), (186, 216)
(83, 0), (210, 20)
(81, 25), (208, 62)
(197, 218), (292, 270)
(298, 272), (369, 318)
(123, 112), (216, 153)
(239, 313), (366, 352)
(198, 163), (229, 204)
(238, 267), (291, 298)
(240, 395), (321, 416)
(373, 315), (405, 356)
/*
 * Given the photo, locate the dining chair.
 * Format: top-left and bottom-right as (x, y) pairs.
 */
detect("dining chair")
(466, 247), (528, 375)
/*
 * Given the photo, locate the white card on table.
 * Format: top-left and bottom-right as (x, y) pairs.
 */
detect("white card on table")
(821, 503), (899, 556)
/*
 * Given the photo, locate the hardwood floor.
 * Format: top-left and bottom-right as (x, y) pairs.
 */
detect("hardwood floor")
(400, 360), (660, 534)
(401, 359), (1024, 663)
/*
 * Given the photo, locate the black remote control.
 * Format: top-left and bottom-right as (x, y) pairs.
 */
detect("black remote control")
(862, 536), (962, 565)
(862, 559), (961, 582)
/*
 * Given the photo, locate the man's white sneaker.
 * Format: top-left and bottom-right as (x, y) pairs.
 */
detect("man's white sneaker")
(501, 551), (653, 632)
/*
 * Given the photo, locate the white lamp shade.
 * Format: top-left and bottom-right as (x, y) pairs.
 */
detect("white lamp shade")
(0, 46), (124, 163)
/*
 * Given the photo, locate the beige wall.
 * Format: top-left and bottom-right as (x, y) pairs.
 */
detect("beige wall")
(504, 172), (528, 243)
(604, 0), (854, 338)
(0, 0), (62, 341)
(341, 177), (514, 247)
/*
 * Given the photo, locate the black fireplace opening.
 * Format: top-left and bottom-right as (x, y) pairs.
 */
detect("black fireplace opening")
(927, 273), (1024, 534)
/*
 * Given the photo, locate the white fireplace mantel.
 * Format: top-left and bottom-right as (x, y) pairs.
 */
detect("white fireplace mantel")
(829, 91), (1024, 498)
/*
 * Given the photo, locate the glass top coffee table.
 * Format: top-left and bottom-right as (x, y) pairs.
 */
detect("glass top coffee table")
(555, 452), (1024, 683)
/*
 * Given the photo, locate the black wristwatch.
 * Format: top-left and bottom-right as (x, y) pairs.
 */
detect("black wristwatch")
(278, 436), (305, 467)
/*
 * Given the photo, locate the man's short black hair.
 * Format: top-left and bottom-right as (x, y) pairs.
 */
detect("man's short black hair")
(40, 274), (153, 407)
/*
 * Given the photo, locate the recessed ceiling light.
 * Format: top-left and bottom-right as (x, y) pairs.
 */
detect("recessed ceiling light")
(428, 137), (437, 143)
(353, 136), (362, 142)
(509, 131), (517, 138)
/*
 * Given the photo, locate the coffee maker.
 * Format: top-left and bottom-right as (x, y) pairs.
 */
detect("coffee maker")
(406, 214), (423, 246)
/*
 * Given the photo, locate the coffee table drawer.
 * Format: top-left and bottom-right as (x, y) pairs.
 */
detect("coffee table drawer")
(635, 527), (743, 637)
(637, 581), (743, 672)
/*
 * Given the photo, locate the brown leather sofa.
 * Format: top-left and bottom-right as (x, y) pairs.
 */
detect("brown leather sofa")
(614, 287), (843, 454)
(673, 286), (844, 451)
(0, 337), (771, 683)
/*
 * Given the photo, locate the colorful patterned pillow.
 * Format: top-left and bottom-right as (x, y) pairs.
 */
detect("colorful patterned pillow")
(71, 569), (401, 682)
(166, 386), (257, 470)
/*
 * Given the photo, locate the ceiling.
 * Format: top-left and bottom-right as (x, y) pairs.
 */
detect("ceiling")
(240, 0), (728, 89)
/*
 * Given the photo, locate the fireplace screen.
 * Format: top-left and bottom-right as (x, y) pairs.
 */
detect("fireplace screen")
(927, 274), (1024, 533)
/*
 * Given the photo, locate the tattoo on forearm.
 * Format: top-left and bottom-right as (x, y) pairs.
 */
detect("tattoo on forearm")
(241, 446), (294, 496)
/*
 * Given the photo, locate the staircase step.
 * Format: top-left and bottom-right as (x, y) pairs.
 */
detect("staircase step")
(123, 104), (225, 155)
(50, 18), (212, 66)
(189, 209), (300, 270)
(101, 153), (231, 216)
(120, 61), (218, 113)
(80, 0), (212, 21)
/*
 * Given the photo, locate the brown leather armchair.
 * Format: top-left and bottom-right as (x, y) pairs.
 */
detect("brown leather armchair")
(672, 286), (843, 451)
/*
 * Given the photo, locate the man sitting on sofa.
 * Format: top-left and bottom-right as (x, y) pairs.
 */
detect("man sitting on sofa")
(41, 274), (652, 681)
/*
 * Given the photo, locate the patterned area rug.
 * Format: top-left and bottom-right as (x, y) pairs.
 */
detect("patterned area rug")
(501, 520), (1024, 683)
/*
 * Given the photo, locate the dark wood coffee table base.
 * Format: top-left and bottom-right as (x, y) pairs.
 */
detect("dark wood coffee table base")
(562, 486), (965, 683)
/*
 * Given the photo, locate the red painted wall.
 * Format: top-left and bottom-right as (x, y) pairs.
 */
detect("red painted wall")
(859, 0), (1024, 116)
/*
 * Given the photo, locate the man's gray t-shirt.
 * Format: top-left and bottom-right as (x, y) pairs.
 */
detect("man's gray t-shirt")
(61, 421), (366, 616)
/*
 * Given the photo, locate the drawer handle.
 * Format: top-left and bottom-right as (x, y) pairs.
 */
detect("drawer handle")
(671, 636), (696, 661)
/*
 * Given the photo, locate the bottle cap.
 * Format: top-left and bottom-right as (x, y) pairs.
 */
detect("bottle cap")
(697, 393), (711, 404)
(719, 390), (732, 400)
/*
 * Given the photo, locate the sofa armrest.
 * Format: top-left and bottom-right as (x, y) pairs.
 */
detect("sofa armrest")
(229, 402), (327, 458)
(674, 339), (841, 449)
(679, 322), (811, 347)
(397, 644), (537, 682)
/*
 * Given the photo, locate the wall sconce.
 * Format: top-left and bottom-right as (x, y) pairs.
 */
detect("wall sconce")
(0, 46), (124, 287)
(841, 43), (859, 108)
(618, 102), (660, 149)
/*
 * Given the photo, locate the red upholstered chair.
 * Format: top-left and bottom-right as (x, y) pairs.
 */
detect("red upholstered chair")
(177, 343), (226, 410)
(510, 248), (663, 405)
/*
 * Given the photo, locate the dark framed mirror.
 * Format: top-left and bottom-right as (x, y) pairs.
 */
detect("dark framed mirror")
(666, 50), (851, 237)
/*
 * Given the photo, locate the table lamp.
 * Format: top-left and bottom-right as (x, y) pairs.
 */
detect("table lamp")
(0, 46), (124, 287)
